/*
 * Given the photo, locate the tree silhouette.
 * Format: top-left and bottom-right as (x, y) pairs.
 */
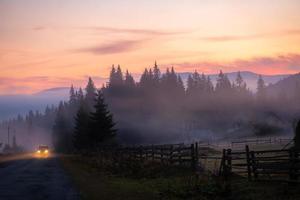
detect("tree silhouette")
(124, 70), (135, 88)
(89, 90), (116, 149)
(153, 61), (160, 85)
(69, 85), (77, 105)
(52, 102), (71, 152)
(256, 75), (267, 102)
(215, 70), (232, 93)
(85, 77), (97, 110)
(73, 101), (90, 151)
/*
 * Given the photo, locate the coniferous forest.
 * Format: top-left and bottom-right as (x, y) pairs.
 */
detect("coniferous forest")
(1, 62), (299, 152)
(3, 1), (300, 199)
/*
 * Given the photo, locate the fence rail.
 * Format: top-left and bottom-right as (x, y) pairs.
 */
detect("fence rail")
(89, 139), (298, 183)
(95, 143), (199, 169)
(220, 145), (300, 183)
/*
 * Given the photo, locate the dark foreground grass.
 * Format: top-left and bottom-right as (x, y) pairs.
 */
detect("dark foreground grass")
(60, 155), (300, 200)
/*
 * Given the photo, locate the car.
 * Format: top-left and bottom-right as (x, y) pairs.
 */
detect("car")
(36, 145), (50, 156)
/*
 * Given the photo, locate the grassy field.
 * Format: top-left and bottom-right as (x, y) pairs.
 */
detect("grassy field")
(60, 154), (300, 200)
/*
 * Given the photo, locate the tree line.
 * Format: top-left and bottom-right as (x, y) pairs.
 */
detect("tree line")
(52, 79), (116, 152)
(1, 62), (299, 152)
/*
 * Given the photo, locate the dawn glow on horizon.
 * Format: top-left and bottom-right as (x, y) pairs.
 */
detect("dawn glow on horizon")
(1, 0), (300, 94)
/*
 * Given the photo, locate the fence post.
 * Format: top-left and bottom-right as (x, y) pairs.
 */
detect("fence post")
(195, 142), (199, 169)
(295, 151), (299, 181)
(139, 146), (143, 161)
(160, 146), (163, 163)
(169, 145), (173, 164)
(151, 145), (154, 161)
(289, 149), (297, 181)
(191, 143), (195, 170)
(178, 145), (182, 165)
(227, 149), (232, 175)
(219, 149), (226, 176)
(250, 151), (258, 179)
(245, 145), (252, 181)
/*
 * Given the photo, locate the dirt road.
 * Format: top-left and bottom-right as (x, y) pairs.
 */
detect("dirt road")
(0, 154), (80, 200)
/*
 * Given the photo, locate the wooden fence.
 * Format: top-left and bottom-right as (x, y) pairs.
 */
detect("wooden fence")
(231, 138), (272, 147)
(97, 143), (199, 169)
(92, 141), (299, 183)
(231, 137), (293, 148)
(220, 145), (300, 183)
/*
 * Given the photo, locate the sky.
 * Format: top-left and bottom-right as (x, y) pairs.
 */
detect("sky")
(1, 0), (300, 94)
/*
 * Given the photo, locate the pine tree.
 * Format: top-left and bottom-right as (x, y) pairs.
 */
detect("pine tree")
(177, 75), (185, 95)
(256, 75), (266, 101)
(69, 85), (76, 105)
(140, 68), (149, 88)
(89, 91), (116, 149)
(153, 61), (160, 85)
(186, 74), (194, 96)
(235, 72), (250, 94)
(77, 87), (84, 102)
(236, 71), (243, 88)
(68, 85), (79, 124)
(73, 102), (90, 151)
(206, 76), (214, 93)
(52, 102), (70, 152)
(108, 65), (116, 87)
(116, 65), (124, 85)
(124, 70), (135, 88)
(215, 70), (232, 93)
(85, 77), (97, 110)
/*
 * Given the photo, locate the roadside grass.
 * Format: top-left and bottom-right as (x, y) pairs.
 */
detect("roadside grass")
(60, 155), (229, 200)
(60, 155), (300, 200)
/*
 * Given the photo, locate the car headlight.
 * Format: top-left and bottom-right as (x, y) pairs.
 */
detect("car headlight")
(37, 150), (41, 153)
(44, 150), (49, 153)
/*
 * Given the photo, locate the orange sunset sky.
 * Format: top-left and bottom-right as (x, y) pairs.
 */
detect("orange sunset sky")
(1, 0), (300, 94)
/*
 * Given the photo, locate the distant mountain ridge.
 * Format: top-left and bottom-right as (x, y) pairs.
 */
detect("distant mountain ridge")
(0, 71), (295, 121)
(178, 71), (291, 91)
(0, 88), (69, 121)
(266, 73), (300, 98)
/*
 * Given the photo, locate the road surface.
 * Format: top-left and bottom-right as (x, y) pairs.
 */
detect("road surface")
(0, 154), (80, 200)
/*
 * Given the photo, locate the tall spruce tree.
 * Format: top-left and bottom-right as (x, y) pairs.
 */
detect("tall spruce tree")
(85, 77), (97, 110)
(186, 74), (194, 96)
(235, 71), (243, 88)
(77, 87), (84, 102)
(153, 61), (160, 85)
(89, 90), (116, 149)
(215, 70), (232, 93)
(124, 70), (135, 88)
(69, 85), (76, 105)
(52, 102), (70, 152)
(206, 76), (214, 93)
(73, 102), (90, 151)
(256, 75), (266, 102)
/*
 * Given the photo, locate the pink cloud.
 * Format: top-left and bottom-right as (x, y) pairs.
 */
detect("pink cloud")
(1, 54), (300, 94)
(167, 54), (300, 74)
(0, 76), (108, 95)
(81, 26), (187, 36)
(32, 26), (46, 31)
(73, 40), (145, 55)
(200, 29), (300, 42)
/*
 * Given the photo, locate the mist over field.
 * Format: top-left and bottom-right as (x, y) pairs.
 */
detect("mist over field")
(2, 1), (300, 199)
(0, 71), (290, 120)
(1, 65), (299, 151)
